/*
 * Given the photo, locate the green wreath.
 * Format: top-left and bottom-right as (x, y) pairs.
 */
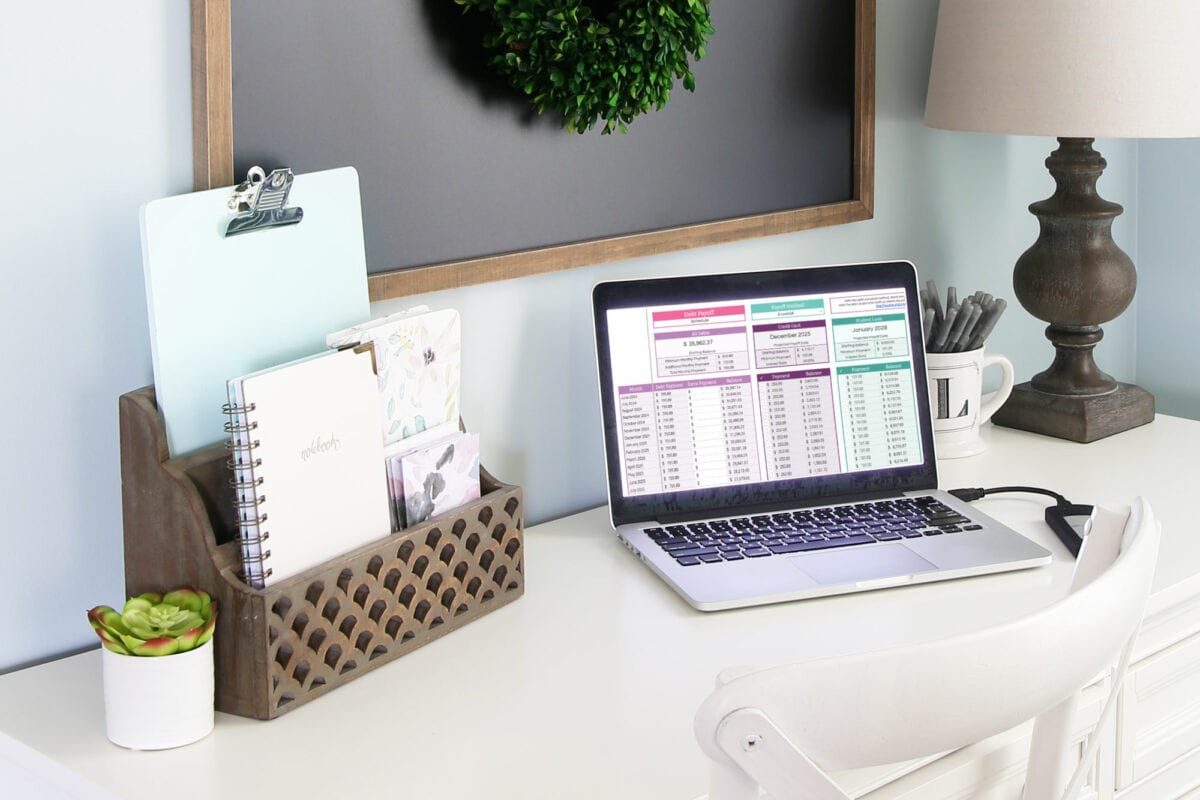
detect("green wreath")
(454, 0), (714, 134)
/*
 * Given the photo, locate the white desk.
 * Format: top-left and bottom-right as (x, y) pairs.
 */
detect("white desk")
(3, 417), (1200, 799)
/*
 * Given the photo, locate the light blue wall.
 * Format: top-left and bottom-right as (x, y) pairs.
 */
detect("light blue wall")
(1137, 140), (1200, 421)
(0, 0), (1142, 672)
(1, 5), (193, 672)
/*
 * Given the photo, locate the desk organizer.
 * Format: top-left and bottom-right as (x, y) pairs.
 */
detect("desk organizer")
(118, 387), (524, 720)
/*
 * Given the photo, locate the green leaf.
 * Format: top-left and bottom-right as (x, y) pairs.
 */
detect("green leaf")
(96, 628), (134, 656)
(129, 636), (181, 657)
(162, 588), (203, 614)
(122, 596), (154, 616)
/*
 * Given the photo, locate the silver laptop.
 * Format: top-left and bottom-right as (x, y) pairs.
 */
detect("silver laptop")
(591, 260), (1051, 611)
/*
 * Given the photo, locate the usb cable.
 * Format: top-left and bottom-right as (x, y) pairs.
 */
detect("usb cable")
(948, 485), (1092, 557)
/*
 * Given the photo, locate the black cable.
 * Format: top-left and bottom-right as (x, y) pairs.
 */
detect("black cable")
(948, 485), (1069, 505)
(947, 485), (1090, 557)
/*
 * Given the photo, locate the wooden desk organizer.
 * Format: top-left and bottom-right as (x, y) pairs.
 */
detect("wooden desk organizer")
(119, 386), (525, 720)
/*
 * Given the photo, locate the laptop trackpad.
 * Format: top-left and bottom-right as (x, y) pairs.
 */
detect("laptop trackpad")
(791, 544), (937, 586)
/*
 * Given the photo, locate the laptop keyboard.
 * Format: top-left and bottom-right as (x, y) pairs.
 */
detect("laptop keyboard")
(643, 496), (982, 566)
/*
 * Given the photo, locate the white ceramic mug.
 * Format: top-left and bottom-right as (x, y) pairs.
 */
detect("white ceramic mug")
(925, 347), (1015, 458)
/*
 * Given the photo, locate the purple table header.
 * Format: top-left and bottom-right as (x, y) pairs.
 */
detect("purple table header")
(654, 326), (746, 341)
(752, 320), (826, 333)
(619, 374), (752, 394)
(756, 368), (831, 382)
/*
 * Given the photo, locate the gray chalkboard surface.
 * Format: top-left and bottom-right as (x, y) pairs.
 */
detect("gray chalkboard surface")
(192, 0), (875, 299)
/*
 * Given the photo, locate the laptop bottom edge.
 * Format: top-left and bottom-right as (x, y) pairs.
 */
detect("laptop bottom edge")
(615, 490), (1053, 612)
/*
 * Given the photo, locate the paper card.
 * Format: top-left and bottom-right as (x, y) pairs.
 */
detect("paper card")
(327, 307), (461, 445)
(398, 432), (481, 527)
(385, 454), (404, 532)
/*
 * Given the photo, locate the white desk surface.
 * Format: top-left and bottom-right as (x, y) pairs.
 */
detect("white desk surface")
(2, 416), (1198, 800)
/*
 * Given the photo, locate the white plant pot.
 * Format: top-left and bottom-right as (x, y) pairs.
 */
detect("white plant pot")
(101, 638), (215, 750)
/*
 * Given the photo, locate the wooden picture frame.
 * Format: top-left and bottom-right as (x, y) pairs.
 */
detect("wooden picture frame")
(190, 0), (875, 302)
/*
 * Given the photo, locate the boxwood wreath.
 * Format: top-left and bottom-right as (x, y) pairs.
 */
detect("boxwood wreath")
(454, 0), (714, 134)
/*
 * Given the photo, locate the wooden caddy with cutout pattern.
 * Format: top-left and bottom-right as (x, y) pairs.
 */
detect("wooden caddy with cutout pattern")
(119, 386), (524, 719)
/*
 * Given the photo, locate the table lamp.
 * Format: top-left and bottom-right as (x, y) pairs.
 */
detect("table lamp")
(924, 0), (1200, 442)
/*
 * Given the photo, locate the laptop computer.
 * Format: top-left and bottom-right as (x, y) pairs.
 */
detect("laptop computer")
(591, 260), (1051, 611)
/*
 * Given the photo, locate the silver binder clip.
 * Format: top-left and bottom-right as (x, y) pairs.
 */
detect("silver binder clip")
(224, 166), (303, 237)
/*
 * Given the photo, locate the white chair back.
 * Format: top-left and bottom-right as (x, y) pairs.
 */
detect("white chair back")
(694, 498), (1161, 800)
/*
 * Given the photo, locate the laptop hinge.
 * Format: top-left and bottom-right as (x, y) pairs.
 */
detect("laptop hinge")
(649, 488), (910, 525)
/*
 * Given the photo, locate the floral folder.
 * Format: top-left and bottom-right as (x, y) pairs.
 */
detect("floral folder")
(327, 307), (461, 446)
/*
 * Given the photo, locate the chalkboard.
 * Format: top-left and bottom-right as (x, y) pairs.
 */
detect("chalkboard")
(191, 0), (875, 300)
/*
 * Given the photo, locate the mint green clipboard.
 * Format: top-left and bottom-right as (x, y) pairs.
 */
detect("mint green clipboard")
(140, 167), (371, 457)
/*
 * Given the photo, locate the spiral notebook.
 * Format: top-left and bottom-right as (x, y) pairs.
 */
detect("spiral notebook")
(225, 345), (392, 588)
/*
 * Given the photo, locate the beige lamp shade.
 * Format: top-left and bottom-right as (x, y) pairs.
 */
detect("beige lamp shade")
(925, 0), (1200, 138)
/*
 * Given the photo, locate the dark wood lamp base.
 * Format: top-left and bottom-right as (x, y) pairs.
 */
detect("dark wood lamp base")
(992, 382), (1153, 443)
(991, 137), (1155, 443)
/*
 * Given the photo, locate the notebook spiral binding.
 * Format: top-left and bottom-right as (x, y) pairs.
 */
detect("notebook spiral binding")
(223, 399), (273, 585)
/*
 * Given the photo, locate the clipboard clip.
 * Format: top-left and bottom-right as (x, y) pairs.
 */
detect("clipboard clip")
(225, 166), (304, 237)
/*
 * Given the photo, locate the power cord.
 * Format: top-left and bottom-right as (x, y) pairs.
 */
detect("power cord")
(947, 485), (1093, 557)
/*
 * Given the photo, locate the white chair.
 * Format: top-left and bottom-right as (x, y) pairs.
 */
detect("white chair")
(694, 498), (1161, 800)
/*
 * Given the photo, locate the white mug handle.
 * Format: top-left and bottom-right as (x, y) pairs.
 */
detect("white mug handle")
(979, 353), (1015, 424)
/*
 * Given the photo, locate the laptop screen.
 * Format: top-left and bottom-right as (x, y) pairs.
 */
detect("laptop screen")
(593, 262), (938, 525)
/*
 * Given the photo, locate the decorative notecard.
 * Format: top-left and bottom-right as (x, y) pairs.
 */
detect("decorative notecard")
(397, 432), (481, 527)
(327, 307), (462, 445)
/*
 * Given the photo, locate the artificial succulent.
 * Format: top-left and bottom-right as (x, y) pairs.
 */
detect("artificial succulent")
(87, 588), (217, 657)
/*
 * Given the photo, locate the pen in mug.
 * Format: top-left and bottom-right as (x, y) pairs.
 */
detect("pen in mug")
(965, 298), (1006, 351)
